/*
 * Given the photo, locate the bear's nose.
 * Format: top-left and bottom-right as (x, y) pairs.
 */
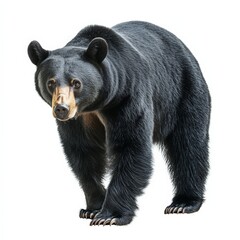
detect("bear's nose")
(54, 104), (69, 120)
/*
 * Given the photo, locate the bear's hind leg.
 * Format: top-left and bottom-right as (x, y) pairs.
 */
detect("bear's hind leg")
(163, 108), (210, 214)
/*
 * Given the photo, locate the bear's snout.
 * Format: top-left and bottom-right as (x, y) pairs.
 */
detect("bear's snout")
(54, 104), (69, 120)
(52, 86), (78, 121)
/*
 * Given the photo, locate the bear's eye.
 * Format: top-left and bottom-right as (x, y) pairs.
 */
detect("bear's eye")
(71, 79), (81, 89)
(46, 79), (56, 93)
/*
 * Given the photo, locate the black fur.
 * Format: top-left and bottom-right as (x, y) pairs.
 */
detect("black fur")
(28, 21), (211, 225)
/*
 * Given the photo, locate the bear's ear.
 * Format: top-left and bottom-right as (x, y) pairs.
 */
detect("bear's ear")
(85, 37), (108, 63)
(27, 41), (49, 65)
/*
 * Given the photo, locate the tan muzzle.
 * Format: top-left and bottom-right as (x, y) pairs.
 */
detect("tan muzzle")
(52, 86), (77, 121)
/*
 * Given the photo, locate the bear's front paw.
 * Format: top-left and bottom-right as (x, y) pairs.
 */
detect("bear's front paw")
(90, 210), (133, 226)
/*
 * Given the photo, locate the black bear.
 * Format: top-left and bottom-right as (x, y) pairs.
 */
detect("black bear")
(28, 21), (211, 226)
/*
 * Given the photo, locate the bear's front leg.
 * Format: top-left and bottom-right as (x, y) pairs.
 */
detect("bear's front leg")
(57, 116), (106, 220)
(90, 106), (153, 226)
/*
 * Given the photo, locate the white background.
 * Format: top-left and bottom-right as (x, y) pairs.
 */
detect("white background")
(1, 0), (240, 239)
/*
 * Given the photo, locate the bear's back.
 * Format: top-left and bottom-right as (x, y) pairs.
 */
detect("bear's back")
(112, 21), (198, 69)
(67, 21), (190, 58)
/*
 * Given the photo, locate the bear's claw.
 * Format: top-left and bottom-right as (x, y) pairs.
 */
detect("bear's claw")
(89, 212), (133, 226)
(90, 217), (117, 226)
(79, 209), (99, 219)
(164, 206), (185, 214)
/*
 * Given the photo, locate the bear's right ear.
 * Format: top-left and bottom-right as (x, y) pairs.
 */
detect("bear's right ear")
(85, 37), (108, 63)
(27, 41), (49, 65)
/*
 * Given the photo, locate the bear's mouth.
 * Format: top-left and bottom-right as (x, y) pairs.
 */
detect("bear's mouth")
(52, 86), (78, 121)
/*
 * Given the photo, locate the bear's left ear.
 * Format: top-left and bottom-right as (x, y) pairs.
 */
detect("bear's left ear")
(85, 37), (108, 63)
(28, 40), (50, 66)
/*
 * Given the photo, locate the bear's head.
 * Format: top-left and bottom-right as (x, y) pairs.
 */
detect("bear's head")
(28, 38), (108, 121)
